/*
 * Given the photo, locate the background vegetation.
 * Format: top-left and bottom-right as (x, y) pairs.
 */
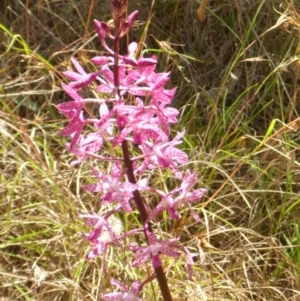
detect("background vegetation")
(1, 0), (300, 300)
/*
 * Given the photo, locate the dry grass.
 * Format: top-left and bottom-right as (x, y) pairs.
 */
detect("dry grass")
(1, 0), (300, 300)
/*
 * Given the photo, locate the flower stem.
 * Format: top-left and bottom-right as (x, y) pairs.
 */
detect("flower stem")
(121, 139), (174, 301)
(112, 10), (173, 301)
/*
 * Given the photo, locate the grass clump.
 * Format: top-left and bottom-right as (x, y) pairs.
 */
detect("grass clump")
(1, 0), (300, 300)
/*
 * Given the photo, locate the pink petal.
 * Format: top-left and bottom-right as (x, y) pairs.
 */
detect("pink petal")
(62, 70), (82, 81)
(71, 57), (87, 75)
(94, 20), (110, 41)
(61, 83), (82, 101)
(91, 56), (112, 65)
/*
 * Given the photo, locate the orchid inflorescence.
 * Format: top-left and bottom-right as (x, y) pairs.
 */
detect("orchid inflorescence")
(57, 1), (207, 300)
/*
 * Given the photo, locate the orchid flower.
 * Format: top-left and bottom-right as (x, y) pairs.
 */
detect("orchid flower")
(101, 278), (141, 301)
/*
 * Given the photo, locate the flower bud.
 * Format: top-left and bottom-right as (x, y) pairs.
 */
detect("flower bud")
(110, 0), (127, 22)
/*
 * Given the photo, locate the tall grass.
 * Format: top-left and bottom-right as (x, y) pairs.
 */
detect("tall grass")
(1, 0), (300, 300)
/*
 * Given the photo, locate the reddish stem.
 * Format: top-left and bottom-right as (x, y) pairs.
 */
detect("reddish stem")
(112, 12), (174, 301)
